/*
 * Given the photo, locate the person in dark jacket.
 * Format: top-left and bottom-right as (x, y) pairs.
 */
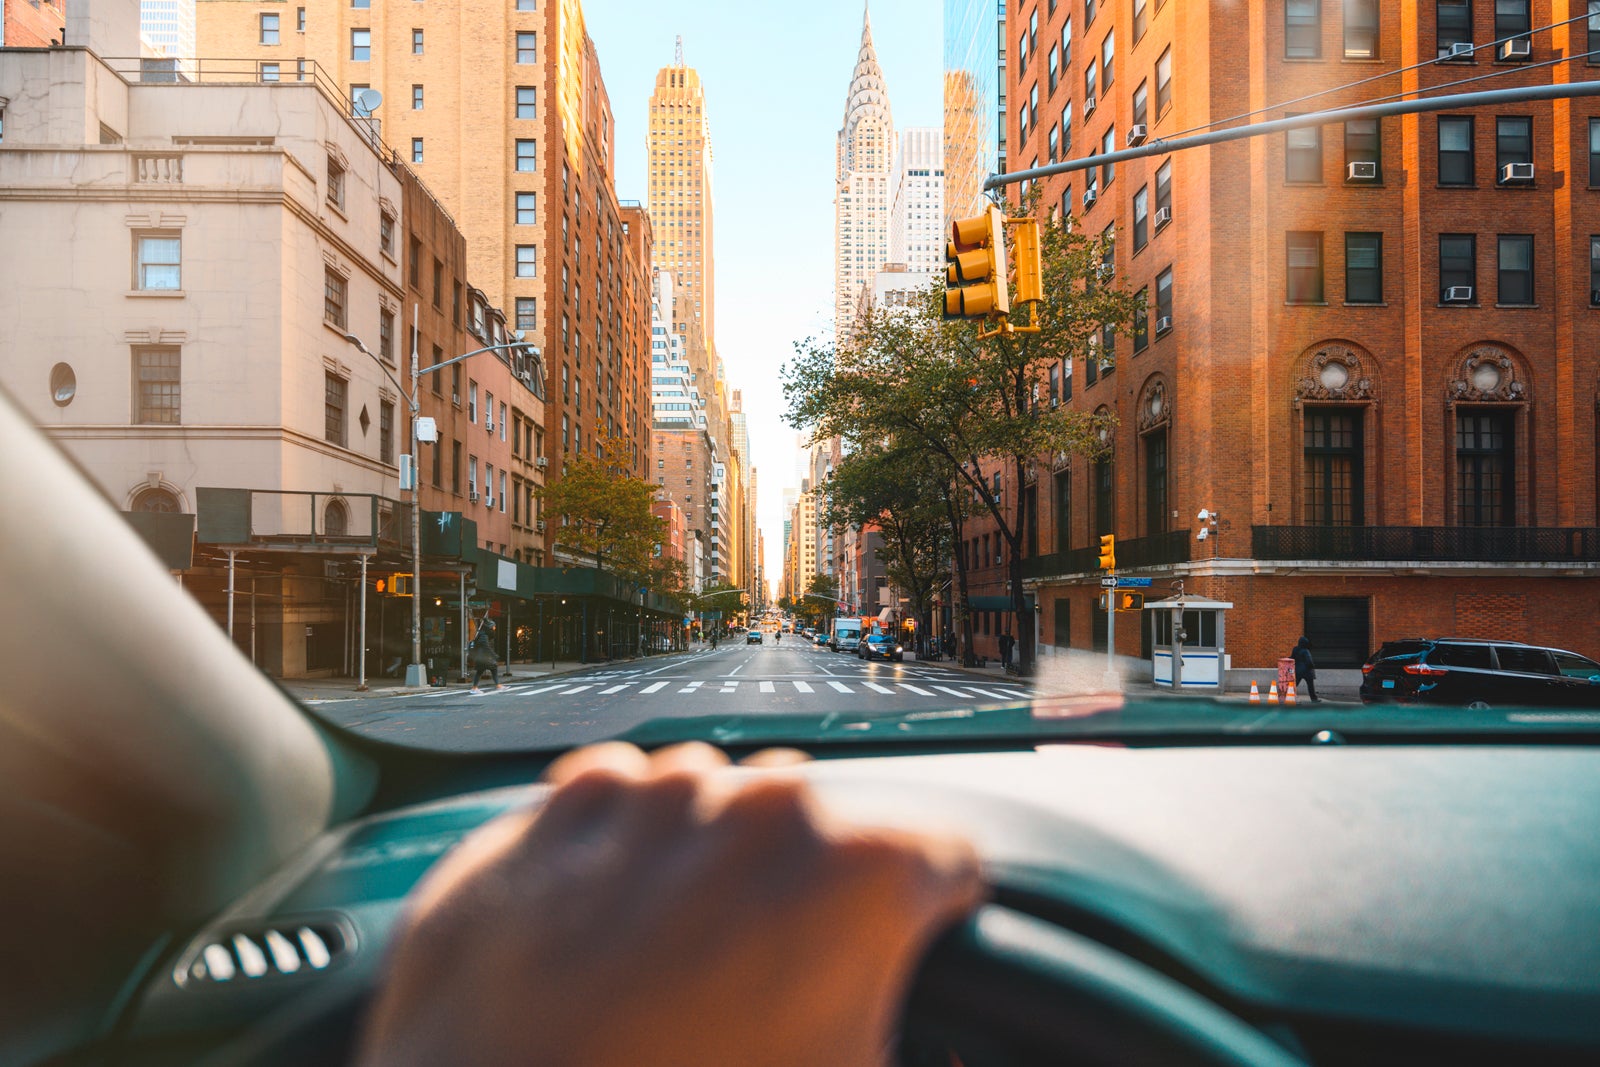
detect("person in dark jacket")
(1292, 636), (1320, 703)
(997, 631), (1015, 669)
(469, 616), (503, 694)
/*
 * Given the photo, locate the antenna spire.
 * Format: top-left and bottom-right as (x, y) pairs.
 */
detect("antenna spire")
(675, 35), (684, 67)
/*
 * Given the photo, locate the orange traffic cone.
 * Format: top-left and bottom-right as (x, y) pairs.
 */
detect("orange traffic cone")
(1266, 681), (1279, 705)
(1248, 681), (1261, 704)
(1284, 681), (1298, 706)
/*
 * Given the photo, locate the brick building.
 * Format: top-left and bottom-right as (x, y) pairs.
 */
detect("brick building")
(971, 0), (1600, 677)
(2, 0), (64, 47)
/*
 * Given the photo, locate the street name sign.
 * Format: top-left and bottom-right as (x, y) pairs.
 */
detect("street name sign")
(1117, 577), (1154, 587)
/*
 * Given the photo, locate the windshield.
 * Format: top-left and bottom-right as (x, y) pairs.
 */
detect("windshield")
(5, 1), (1599, 755)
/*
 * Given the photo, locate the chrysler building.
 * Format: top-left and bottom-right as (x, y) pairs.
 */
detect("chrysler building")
(834, 5), (895, 342)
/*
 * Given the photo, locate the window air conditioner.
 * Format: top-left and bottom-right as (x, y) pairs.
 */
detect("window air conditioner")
(1154, 205), (1172, 228)
(1500, 162), (1534, 183)
(1443, 286), (1474, 303)
(535, 456), (549, 469)
(485, 419), (494, 433)
(1498, 38), (1531, 61)
(1155, 315), (1174, 334)
(1440, 41), (1475, 59)
(1127, 124), (1148, 146)
(535, 519), (546, 532)
(452, 393), (461, 406)
(485, 496), (495, 510)
(1049, 396), (1059, 409)
(1083, 186), (1099, 208)
(1347, 161), (1378, 180)
(1591, 289), (1600, 306)
(1084, 94), (1097, 117)
(468, 489), (480, 503)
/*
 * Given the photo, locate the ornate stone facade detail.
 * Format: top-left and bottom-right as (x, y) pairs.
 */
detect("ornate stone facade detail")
(1447, 346), (1526, 402)
(1136, 376), (1172, 433)
(1295, 344), (1375, 402)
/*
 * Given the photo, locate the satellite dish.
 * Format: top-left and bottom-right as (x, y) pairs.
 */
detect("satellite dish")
(353, 89), (383, 117)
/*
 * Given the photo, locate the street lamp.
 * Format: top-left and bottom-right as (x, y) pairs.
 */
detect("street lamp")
(344, 318), (538, 687)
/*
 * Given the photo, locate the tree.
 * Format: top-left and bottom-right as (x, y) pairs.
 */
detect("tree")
(537, 430), (667, 588)
(785, 200), (1142, 675)
(797, 572), (839, 629)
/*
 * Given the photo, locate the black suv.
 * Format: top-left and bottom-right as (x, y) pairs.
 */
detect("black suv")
(1360, 639), (1600, 708)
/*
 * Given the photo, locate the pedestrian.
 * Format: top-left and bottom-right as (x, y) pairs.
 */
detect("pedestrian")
(1292, 635), (1320, 703)
(998, 630), (1014, 670)
(469, 615), (504, 694)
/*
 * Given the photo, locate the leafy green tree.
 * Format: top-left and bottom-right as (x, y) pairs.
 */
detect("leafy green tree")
(797, 572), (839, 629)
(785, 202), (1142, 675)
(537, 430), (666, 588)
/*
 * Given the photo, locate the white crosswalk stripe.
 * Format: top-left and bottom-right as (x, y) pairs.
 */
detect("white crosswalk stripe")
(862, 682), (895, 694)
(599, 684), (631, 695)
(640, 681), (668, 694)
(931, 685), (974, 698)
(793, 681), (814, 693)
(898, 683), (936, 695)
(561, 685), (595, 695)
(678, 680), (704, 694)
(964, 687), (1022, 700)
(759, 681), (776, 693)
(828, 681), (853, 693)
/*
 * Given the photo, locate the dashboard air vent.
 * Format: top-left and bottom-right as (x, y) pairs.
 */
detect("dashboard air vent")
(180, 920), (349, 986)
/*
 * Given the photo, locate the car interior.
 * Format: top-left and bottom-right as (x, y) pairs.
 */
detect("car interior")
(4, 385), (1599, 1067)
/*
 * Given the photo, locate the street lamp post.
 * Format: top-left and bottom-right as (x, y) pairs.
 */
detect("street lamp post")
(344, 316), (538, 687)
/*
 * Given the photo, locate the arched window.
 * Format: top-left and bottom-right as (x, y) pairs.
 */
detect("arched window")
(131, 487), (180, 513)
(1293, 343), (1379, 527)
(1136, 377), (1172, 538)
(324, 499), (349, 537)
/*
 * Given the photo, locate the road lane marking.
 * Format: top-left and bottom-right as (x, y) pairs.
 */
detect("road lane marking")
(599, 684), (631, 694)
(677, 680), (704, 694)
(828, 681), (853, 693)
(727, 661), (747, 675)
(932, 686), (975, 698)
(897, 683), (935, 695)
(759, 681), (776, 693)
(560, 685), (596, 695)
(793, 681), (814, 693)
(862, 682), (895, 694)
(720, 681), (739, 693)
(640, 681), (669, 694)
(964, 688), (1021, 700)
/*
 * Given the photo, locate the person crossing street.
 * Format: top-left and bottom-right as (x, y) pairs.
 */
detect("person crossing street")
(469, 615), (505, 694)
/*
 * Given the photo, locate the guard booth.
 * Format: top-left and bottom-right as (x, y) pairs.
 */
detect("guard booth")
(1144, 596), (1232, 692)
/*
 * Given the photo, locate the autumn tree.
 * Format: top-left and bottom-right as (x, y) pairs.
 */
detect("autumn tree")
(536, 430), (667, 589)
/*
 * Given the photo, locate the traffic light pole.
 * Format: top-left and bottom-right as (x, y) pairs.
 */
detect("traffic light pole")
(1105, 577), (1117, 690)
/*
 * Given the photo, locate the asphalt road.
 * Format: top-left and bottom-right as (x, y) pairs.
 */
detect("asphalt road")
(307, 639), (1035, 751)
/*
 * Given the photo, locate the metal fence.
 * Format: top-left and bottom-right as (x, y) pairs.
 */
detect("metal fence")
(1251, 525), (1600, 562)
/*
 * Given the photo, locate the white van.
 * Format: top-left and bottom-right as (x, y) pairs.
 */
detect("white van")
(829, 619), (863, 653)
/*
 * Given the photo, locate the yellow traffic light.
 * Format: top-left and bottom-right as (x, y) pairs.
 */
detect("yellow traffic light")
(1012, 218), (1043, 305)
(944, 205), (1010, 321)
(1117, 591), (1144, 612)
(1098, 534), (1116, 573)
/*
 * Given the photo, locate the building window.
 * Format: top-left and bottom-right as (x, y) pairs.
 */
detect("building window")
(379, 400), (395, 464)
(259, 62), (280, 81)
(451, 440), (462, 494)
(1439, 116), (1475, 185)
(412, 28), (423, 53)
(469, 381), (478, 423)
(516, 32), (537, 63)
(516, 245), (537, 277)
(1456, 411), (1513, 526)
(1497, 234), (1534, 304)
(1101, 127), (1116, 186)
(1590, 0), (1600, 63)
(1085, 59), (1098, 106)
(379, 307), (395, 362)
(132, 487), (181, 512)
(1304, 409), (1364, 525)
(1053, 468), (1072, 553)
(1048, 124), (1059, 162)
(1437, 1), (1471, 49)
(1048, 45), (1059, 93)
(1495, 116), (1532, 183)
(1286, 119), (1323, 182)
(324, 268), (347, 328)
(516, 86), (537, 119)
(1155, 47), (1173, 119)
(1344, 117), (1381, 180)
(1133, 81), (1148, 129)
(516, 192), (537, 225)
(1101, 28), (1115, 86)
(516, 297), (537, 331)
(408, 235), (420, 287)
(411, 138), (424, 163)
(1132, 185), (1149, 251)
(1134, 0), (1149, 42)
(1062, 16), (1072, 65)
(1155, 267), (1173, 330)
(469, 456), (478, 499)
(1133, 287), (1149, 351)
(1286, 0), (1321, 58)
(1155, 159), (1172, 223)
(1439, 233), (1477, 301)
(1590, 237), (1600, 305)
(1344, 0), (1379, 57)
(296, 7), (305, 32)
(1094, 456), (1114, 538)
(350, 28), (370, 61)
(1494, 0), (1531, 43)
(1345, 232), (1383, 303)
(324, 499), (348, 537)
(260, 13), (279, 45)
(433, 258), (443, 308)
(516, 140), (537, 172)
(135, 233), (181, 290)
(1590, 119), (1600, 186)
(412, 84), (423, 109)
(327, 157), (345, 207)
(132, 347), (180, 424)
(1144, 429), (1167, 537)
(379, 212), (395, 256)
(325, 372), (347, 446)
(1286, 232), (1325, 302)
(351, 0), (370, 8)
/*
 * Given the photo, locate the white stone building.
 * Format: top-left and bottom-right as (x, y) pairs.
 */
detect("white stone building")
(834, 7), (894, 342)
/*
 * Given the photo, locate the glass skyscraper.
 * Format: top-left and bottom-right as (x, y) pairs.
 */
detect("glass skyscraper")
(943, 0), (1004, 226)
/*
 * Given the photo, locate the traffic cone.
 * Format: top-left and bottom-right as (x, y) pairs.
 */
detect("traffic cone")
(1248, 680), (1261, 704)
(1266, 681), (1279, 705)
(1284, 681), (1297, 706)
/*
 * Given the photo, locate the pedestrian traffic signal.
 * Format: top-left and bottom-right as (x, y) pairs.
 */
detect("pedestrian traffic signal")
(944, 205), (1010, 320)
(1117, 591), (1144, 612)
(1097, 534), (1116, 572)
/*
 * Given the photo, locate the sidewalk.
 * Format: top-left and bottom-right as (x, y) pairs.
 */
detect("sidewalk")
(939, 657), (1363, 705)
(281, 650), (693, 703)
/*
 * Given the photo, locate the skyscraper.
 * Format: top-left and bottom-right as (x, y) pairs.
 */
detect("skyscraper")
(834, 5), (894, 341)
(140, 0), (194, 70)
(889, 127), (945, 279)
(648, 41), (716, 351)
(942, 0), (1004, 227)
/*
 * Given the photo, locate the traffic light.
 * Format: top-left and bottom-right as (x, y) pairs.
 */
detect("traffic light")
(1012, 217), (1043, 305)
(1097, 534), (1116, 572)
(1117, 591), (1145, 612)
(944, 205), (1010, 320)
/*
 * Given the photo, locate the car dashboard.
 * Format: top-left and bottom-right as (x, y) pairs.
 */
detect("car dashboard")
(115, 742), (1600, 1066)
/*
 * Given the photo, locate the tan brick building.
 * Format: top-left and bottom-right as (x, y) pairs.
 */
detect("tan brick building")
(195, 0), (654, 531)
(1, 0), (64, 47)
(973, 0), (1600, 679)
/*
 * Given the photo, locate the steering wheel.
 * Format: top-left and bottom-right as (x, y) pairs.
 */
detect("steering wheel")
(205, 903), (1303, 1067)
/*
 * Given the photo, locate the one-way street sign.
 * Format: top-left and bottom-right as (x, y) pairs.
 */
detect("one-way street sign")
(1100, 577), (1118, 587)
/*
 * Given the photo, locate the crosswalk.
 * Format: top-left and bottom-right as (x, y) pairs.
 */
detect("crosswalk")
(475, 677), (1032, 702)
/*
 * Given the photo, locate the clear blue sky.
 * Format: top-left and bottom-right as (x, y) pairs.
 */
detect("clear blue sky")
(583, 0), (941, 587)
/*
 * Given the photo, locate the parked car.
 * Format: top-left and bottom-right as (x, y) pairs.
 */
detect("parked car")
(745, 630), (763, 645)
(812, 632), (829, 647)
(1359, 638), (1600, 708)
(829, 619), (863, 653)
(857, 630), (904, 663)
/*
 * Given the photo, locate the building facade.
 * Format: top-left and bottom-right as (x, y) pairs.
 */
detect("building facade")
(889, 126), (946, 278)
(1, 0), (64, 47)
(943, 0), (1004, 227)
(978, 0), (1600, 675)
(835, 6), (895, 342)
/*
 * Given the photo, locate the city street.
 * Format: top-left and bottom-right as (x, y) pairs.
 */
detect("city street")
(305, 639), (1033, 751)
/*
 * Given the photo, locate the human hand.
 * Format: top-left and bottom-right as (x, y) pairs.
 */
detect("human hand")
(356, 741), (983, 1067)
